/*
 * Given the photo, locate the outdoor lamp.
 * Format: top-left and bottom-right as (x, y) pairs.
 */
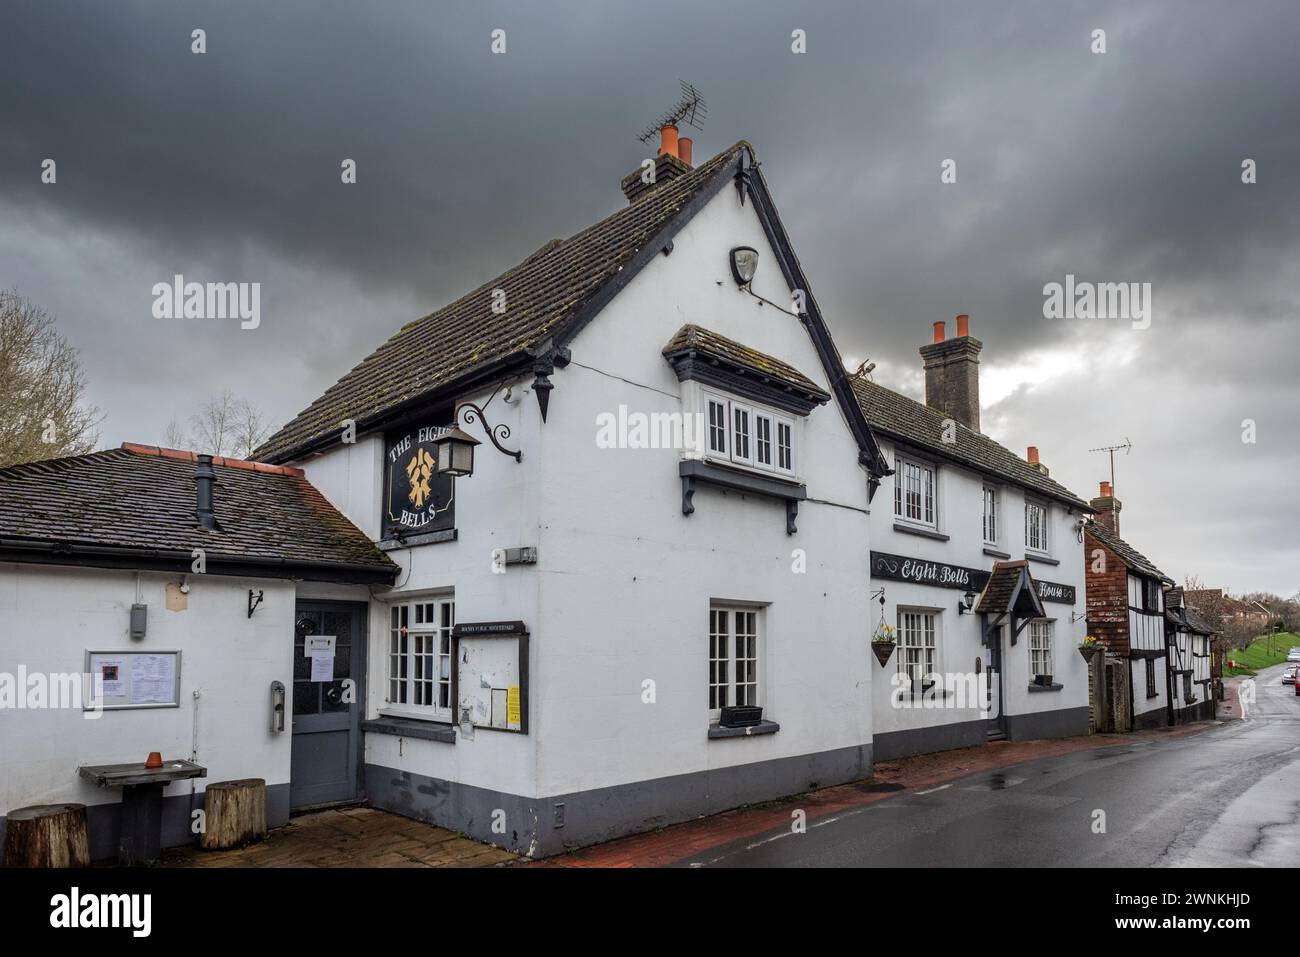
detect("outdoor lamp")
(958, 590), (977, 615)
(434, 427), (481, 477)
(730, 246), (759, 286)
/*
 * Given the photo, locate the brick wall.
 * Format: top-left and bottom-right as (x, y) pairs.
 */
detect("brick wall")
(1085, 532), (1130, 655)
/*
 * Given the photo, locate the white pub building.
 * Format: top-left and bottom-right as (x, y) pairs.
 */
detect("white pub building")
(0, 134), (1100, 862)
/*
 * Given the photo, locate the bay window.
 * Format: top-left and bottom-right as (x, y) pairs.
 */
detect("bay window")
(701, 388), (796, 478)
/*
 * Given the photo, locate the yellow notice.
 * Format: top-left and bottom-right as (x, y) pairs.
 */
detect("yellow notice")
(506, 685), (521, 728)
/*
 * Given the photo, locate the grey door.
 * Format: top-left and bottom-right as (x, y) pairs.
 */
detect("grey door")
(985, 623), (1007, 737)
(291, 601), (366, 809)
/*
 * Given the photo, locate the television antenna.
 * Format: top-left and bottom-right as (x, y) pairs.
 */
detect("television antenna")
(1088, 437), (1132, 494)
(637, 81), (708, 143)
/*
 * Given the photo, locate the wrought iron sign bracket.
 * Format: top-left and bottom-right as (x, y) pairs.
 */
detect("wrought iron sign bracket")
(458, 401), (522, 463)
(248, 589), (264, 619)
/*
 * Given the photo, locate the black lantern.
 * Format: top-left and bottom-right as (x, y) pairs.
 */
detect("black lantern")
(433, 427), (480, 477)
(958, 590), (977, 615)
(729, 246), (759, 286)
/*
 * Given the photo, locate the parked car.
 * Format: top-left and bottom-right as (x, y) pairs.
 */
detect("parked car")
(1289, 648), (1300, 662)
(1284, 665), (1298, 684)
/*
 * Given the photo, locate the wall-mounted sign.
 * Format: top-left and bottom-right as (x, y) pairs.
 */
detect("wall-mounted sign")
(870, 551), (1076, 605)
(385, 422), (455, 536)
(452, 620), (529, 638)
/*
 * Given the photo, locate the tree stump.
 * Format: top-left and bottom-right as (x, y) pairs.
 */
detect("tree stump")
(3, 803), (90, 867)
(200, 778), (267, 850)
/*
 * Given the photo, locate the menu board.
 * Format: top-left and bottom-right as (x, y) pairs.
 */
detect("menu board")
(85, 651), (182, 710)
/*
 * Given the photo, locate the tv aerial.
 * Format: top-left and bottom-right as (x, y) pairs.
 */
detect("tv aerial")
(637, 81), (708, 143)
(1088, 437), (1132, 494)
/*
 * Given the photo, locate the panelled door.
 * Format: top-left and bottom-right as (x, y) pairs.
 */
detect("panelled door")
(985, 623), (1007, 737)
(290, 601), (366, 809)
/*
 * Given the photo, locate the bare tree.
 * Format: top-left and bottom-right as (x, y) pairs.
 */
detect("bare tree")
(186, 390), (272, 458)
(0, 290), (101, 467)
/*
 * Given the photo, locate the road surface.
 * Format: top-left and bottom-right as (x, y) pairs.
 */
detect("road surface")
(685, 662), (1300, 867)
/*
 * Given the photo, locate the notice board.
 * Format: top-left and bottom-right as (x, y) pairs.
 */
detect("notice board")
(84, 650), (182, 710)
(453, 622), (527, 732)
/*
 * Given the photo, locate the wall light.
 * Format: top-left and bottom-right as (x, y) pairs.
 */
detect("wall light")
(730, 246), (759, 286)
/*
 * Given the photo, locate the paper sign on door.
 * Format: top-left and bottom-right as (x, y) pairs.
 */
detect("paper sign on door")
(305, 635), (336, 682)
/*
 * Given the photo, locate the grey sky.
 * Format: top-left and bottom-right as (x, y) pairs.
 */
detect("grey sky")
(2, 0), (1297, 594)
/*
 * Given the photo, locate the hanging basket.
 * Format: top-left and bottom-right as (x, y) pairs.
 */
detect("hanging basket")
(871, 640), (897, 667)
(1078, 644), (1100, 664)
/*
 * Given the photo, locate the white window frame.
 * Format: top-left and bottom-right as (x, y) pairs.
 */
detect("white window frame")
(982, 485), (999, 545)
(894, 454), (937, 529)
(700, 388), (798, 478)
(897, 608), (940, 692)
(1029, 619), (1054, 678)
(709, 604), (762, 720)
(383, 595), (454, 721)
(1025, 499), (1050, 554)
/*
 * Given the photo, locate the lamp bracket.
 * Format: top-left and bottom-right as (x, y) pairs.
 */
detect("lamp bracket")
(458, 401), (522, 463)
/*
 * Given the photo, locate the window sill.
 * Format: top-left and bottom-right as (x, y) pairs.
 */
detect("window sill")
(708, 719), (781, 739)
(361, 716), (456, 743)
(1024, 552), (1059, 566)
(1027, 683), (1064, 693)
(982, 546), (1011, 559)
(1146, 692), (1161, 699)
(378, 528), (457, 550)
(893, 522), (949, 542)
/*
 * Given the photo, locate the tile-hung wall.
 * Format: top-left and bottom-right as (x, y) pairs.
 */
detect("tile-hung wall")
(870, 438), (1090, 761)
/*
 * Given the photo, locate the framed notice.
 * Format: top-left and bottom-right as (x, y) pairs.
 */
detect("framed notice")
(452, 622), (528, 733)
(84, 650), (182, 710)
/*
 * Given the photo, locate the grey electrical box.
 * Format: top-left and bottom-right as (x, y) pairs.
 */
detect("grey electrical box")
(503, 547), (537, 565)
(129, 603), (147, 640)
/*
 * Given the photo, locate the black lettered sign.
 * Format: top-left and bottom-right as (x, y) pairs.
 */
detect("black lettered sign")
(870, 551), (1076, 604)
(385, 422), (455, 536)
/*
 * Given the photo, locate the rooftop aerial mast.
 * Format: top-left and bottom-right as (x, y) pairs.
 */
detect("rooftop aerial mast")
(637, 81), (707, 143)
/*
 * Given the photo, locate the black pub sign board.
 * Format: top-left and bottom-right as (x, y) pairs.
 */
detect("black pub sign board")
(385, 421), (455, 536)
(870, 551), (1076, 604)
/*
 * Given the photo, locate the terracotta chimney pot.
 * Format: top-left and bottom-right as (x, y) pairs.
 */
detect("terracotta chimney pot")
(658, 123), (679, 159)
(678, 137), (693, 166)
(932, 321), (946, 343)
(1027, 446), (1039, 464)
(956, 313), (970, 337)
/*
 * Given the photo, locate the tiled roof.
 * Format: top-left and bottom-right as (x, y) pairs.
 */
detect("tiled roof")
(1084, 520), (1172, 584)
(851, 378), (1090, 509)
(662, 324), (831, 400)
(255, 143), (752, 463)
(0, 445), (397, 580)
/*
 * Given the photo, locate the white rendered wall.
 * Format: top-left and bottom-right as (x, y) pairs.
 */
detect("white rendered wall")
(0, 563), (294, 815)
(870, 437), (1090, 740)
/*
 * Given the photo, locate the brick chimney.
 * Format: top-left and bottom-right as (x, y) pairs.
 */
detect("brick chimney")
(919, 314), (983, 432)
(1090, 480), (1121, 536)
(1027, 446), (1050, 478)
(621, 124), (692, 203)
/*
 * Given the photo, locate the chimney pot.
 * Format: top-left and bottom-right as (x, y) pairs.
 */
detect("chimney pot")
(956, 313), (970, 337)
(678, 137), (693, 166)
(658, 123), (679, 159)
(932, 321), (946, 343)
(1100, 480), (1112, 497)
(1027, 446), (1039, 464)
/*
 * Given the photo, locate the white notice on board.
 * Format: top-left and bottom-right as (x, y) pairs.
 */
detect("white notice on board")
(130, 654), (176, 705)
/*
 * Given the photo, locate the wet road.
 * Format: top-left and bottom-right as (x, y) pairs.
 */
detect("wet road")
(685, 663), (1300, 867)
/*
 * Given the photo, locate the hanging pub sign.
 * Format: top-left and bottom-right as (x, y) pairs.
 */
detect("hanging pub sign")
(385, 421), (456, 537)
(870, 551), (1076, 605)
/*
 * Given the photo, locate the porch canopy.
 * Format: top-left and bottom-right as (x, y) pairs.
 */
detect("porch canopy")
(975, 560), (1046, 645)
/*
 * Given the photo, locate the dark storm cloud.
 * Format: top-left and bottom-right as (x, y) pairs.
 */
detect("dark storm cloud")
(1, 0), (1297, 592)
